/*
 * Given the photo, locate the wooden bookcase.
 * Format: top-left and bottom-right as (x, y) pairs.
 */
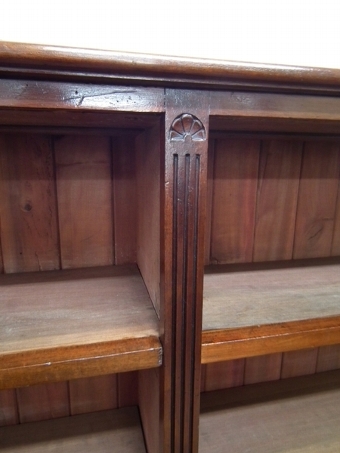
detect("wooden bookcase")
(1, 42), (340, 452)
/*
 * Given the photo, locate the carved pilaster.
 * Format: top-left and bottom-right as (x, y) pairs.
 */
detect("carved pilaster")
(162, 91), (209, 453)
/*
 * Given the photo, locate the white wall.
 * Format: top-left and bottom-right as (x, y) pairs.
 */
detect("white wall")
(1, 0), (340, 69)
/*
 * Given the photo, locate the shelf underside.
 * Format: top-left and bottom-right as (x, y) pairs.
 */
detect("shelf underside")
(0, 406), (146, 452)
(202, 259), (340, 362)
(0, 264), (161, 389)
(200, 369), (340, 453)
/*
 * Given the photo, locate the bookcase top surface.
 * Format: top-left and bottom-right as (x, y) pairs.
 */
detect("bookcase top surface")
(1, 41), (340, 94)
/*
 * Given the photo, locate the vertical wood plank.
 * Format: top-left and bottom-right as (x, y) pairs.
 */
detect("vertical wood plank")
(294, 141), (340, 259)
(112, 136), (137, 265)
(244, 353), (282, 385)
(55, 135), (113, 269)
(210, 138), (260, 264)
(317, 344), (340, 372)
(17, 382), (69, 423)
(281, 348), (318, 378)
(253, 140), (302, 261)
(0, 390), (18, 426)
(136, 125), (161, 316)
(69, 375), (117, 415)
(331, 177), (340, 255)
(204, 139), (215, 265)
(0, 134), (59, 273)
(118, 371), (138, 408)
(203, 360), (245, 392)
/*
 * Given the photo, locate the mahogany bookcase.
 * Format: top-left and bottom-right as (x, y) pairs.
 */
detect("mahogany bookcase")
(1, 42), (340, 452)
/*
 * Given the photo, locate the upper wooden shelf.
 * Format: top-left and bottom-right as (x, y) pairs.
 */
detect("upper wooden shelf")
(202, 259), (340, 363)
(1, 41), (340, 94)
(0, 264), (161, 389)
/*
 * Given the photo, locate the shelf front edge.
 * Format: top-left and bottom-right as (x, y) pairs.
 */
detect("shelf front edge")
(201, 316), (340, 363)
(0, 335), (162, 389)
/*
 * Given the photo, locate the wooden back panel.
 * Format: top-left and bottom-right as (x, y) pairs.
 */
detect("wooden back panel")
(204, 136), (340, 393)
(0, 130), (155, 426)
(207, 137), (340, 264)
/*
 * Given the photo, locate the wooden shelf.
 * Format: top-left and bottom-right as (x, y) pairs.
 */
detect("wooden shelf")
(202, 259), (340, 363)
(0, 264), (161, 389)
(0, 406), (146, 452)
(200, 369), (340, 453)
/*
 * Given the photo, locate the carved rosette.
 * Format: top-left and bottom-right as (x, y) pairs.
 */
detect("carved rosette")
(170, 113), (206, 142)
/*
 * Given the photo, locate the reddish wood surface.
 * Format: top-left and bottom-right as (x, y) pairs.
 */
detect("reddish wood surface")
(112, 136), (137, 265)
(210, 138), (260, 264)
(281, 348), (318, 378)
(136, 124), (162, 316)
(317, 344), (340, 372)
(69, 375), (117, 415)
(0, 134), (59, 273)
(55, 135), (113, 269)
(202, 359), (245, 392)
(253, 140), (302, 261)
(163, 91), (209, 453)
(17, 382), (69, 423)
(0, 265), (161, 389)
(118, 372), (139, 407)
(3, 41), (340, 94)
(294, 142), (340, 258)
(0, 389), (18, 426)
(244, 354), (282, 384)
(0, 407), (147, 452)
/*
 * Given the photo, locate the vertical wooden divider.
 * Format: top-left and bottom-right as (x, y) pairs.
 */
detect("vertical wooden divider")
(112, 136), (137, 265)
(331, 171), (340, 255)
(162, 90), (209, 453)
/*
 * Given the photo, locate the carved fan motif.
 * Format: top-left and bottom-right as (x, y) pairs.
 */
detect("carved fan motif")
(170, 113), (206, 142)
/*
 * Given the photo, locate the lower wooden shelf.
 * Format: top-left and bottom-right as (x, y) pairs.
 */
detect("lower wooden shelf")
(0, 406), (146, 452)
(0, 264), (161, 389)
(200, 369), (340, 453)
(202, 259), (340, 362)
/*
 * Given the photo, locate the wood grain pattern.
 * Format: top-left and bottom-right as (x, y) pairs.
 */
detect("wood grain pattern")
(244, 353), (282, 384)
(331, 177), (340, 255)
(0, 407), (147, 452)
(203, 260), (340, 332)
(210, 138), (260, 264)
(112, 136), (137, 265)
(118, 372), (139, 407)
(294, 141), (340, 259)
(281, 348), (318, 378)
(0, 134), (59, 273)
(139, 367), (160, 453)
(253, 140), (302, 261)
(55, 135), (113, 269)
(0, 390), (18, 426)
(69, 375), (117, 415)
(204, 139), (215, 265)
(17, 382), (69, 423)
(203, 360), (245, 392)
(202, 316), (340, 363)
(4, 41), (340, 95)
(317, 344), (340, 372)
(136, 125), (161, 316)
(200, 370), (340, 453)
(0, 265), (161, 389)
